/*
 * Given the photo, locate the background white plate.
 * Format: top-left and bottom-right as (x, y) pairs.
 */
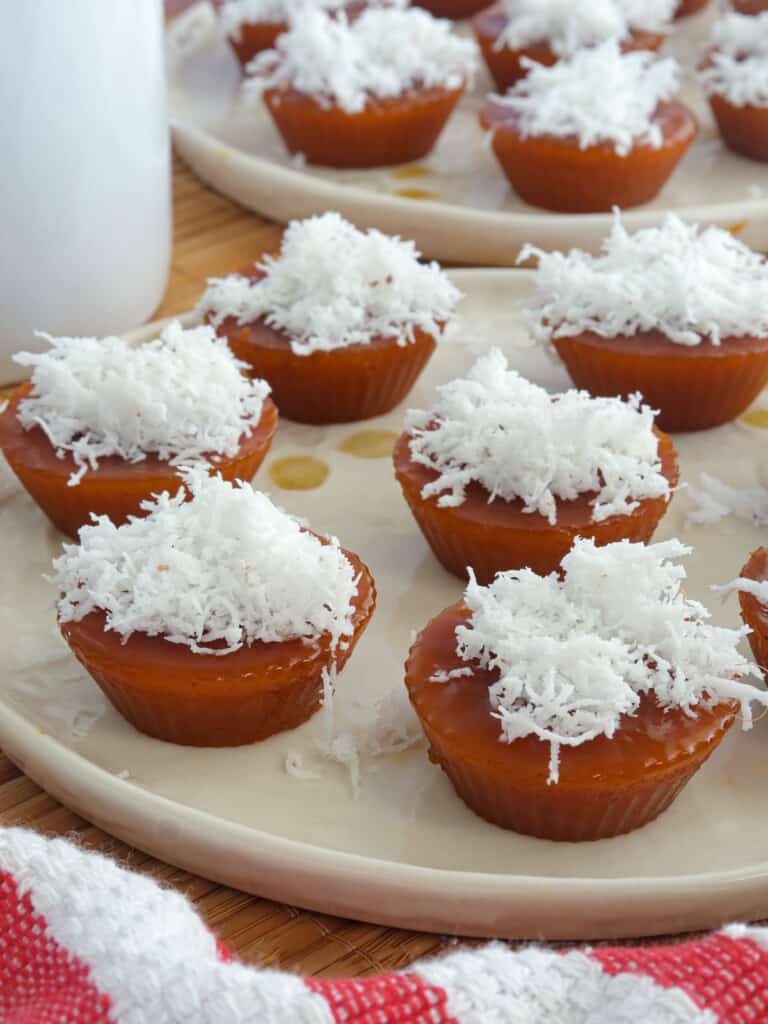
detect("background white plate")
(3, 270), (768, 940)
(168, 4), (768, 265)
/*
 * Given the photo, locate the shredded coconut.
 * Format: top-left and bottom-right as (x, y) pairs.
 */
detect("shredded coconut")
(308, 681), (421, 797)
(220, 0), (401, 39)
(51, 470), (359, 656)
(200, 212), (461, 356)
(699, 13), (768, 107)
(686, 473), (768, 527)
(521, 212), (768, 346)
(488, 41), (680, 155)
(13, 322), (270, 486)
(405, 349), (669, 524)
(455, 537), (767, 783)
(715, 576), (768, 606)
(494, 0), (675, 56)
(243, 8), (477, 113)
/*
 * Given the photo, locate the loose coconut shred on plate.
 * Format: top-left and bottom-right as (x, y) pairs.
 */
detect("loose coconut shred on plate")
(200, 212), (462, 355)
(13, 322), (270, 485)
(699, 12), (768, 108)
(405, 348), (670, 524)
(521, 212), (768, 346)
(51, 471), (359, 656)
(493, 0), (676, 56)
(455, 537), (768, 783)
(242, 7), (478, 114)
(488, 41), (680, 155)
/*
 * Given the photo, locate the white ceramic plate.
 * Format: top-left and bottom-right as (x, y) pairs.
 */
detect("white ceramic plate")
(167, 4), (768, 266)
(3, 269), (768, 940)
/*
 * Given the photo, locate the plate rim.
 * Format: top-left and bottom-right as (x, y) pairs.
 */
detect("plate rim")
(5, 268), (768, 939)
(167, 9), (768, 267)
(171, 115), (768, 231)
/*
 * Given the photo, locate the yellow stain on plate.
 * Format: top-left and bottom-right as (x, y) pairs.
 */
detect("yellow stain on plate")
(338, 429), (399, 459)
(741, 409), (768, 429)
(268, 455), (329, 490)
(727, 219), (750, 235)
(394, 188), (441, 200)
(391, 164), (431, 180)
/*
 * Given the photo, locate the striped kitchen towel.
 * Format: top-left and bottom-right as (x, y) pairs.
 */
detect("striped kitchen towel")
(1, 826), (767, 1023)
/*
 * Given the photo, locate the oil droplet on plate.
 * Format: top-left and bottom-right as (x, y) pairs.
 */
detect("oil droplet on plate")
(741, 408), (768, 429)
(339, 430), (399, 459)
(727, 219), (750, 235)
(394, 188), (440, 201)
(268, 455), (329, 490)
(391, 164), (431, 180)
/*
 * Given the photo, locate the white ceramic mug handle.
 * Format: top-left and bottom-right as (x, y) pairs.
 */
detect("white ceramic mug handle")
(166, 1), (217, 64)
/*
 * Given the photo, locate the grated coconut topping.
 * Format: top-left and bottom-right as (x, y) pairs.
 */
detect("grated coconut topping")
(454, 537), (767, 783)
(13, 322), (270, 486)
(494, 0), (675, 56)
(405, 349), (670, 524)
(52, 471), (360, 656)
(220, 0), (405, 39)
(699, 13), (768, 108)
(521, 212), (768, 346)
(199, 212), (462, 355)
(488, 41), (681, 155)
(243, 7), (478, 113)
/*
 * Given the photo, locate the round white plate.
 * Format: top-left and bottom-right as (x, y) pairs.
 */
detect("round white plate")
(167, 4), (768, 266)
(3, 269), (768, 940)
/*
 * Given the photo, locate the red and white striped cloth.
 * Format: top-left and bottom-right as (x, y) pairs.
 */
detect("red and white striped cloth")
(2, 826), (768, 1023)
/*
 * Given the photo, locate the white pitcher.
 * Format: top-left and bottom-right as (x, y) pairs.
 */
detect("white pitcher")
(0, 0), (172, 384)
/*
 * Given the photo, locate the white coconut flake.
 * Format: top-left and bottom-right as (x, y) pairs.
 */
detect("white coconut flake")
(243, 7), (477, 113)
(12, 322), (270, 486)
(699, 13), (768, 107)
(200, 212), (462, 356)
(405, 349), (670, 524)
(220, 0), (402, 40)
(521, 212), (768, 345)
(314, 686), (422, 796)
(715, 576), (768, 606)
(494, 0), (675, 56)
(686, 473), (768, 527)
(488, 41), (680, 155)
(51, 470), (360, 656)
(455, 537), (767, 783)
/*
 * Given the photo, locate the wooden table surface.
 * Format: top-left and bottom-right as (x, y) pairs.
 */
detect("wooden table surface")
(0, 160), (457, 978)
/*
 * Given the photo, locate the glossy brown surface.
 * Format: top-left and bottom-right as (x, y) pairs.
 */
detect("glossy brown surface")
(226, 0), (374, 66)
(211, 266), (438, 424)
(228, 20), (285, 67)
(473, 5), (665, 91)
(406, 601), (736, 840)
(674, 0), (709, 15)
(61, 547), (376, 747)
(0, 384), (278, 538)
(480, 99), (697, 213)
(553, 330), (768, 433)
(709, 95), (768, 163)
(394, 427), (678, 584)
(263, 85), (464, 168)
(732, 0), (768, 12)
(738, 547), (768, 677)
(413, 0), (492, 18)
